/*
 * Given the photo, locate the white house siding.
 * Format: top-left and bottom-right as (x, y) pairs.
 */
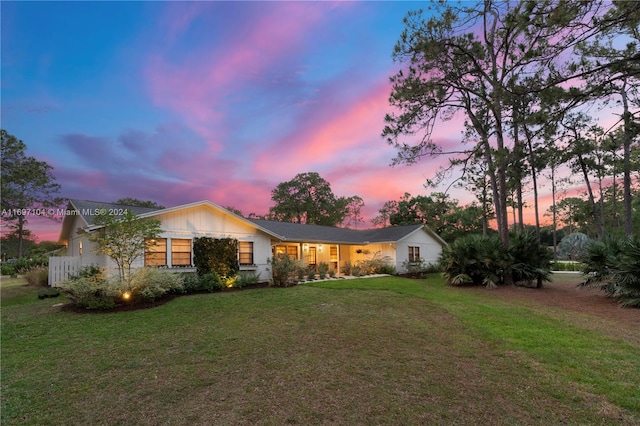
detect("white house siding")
(396, 230), (442, 273)
(62, 215), (119, 278)
(59, 204), (274, 282)
(129, 205), (273, 280)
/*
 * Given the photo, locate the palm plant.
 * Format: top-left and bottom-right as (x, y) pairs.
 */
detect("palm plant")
(612, 238), (640, 307)
(440, 234), (509, 288)
(579, 236), (624, 295)
(580, 235), (640, 307)
(510, 231), (553, 288)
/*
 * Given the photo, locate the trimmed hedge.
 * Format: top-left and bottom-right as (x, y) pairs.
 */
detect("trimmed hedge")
(193, 237), (239, 278)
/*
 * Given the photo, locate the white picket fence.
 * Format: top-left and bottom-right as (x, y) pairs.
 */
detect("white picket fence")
(48, 256), (82, 287)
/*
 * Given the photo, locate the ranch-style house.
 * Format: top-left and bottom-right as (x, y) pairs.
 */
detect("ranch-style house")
(49, 199), (446, 286)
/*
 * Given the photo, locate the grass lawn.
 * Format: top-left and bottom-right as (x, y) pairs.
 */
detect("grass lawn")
(2, 275), (639, 425)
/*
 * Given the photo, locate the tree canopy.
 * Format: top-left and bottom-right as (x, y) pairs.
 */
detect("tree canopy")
(373, 192), (486, 243)
(113, 198), (165, 209)
(384, 0), (638, 258)
(1, 130), (62, 257)
(268, 172), (361, 227)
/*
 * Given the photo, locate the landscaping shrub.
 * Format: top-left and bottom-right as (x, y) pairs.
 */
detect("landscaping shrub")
(510, 231), (552, 287)
(127, 268), (184, 302)
(1, 264), (16, 276)
(352, 266), (362, 277)
(551, 261), (584, 272)
(24, 267), (49, 287)
(70, 265), (104, 281)
(356, 259), (379, 275)
(268, 254), (302, 287)
(193, 237), (239, 277)
(342, 261), (353, 276)
(377, 263), (397, 275)
(200, 272), (224, 291)
(440, 232), (552, 288)
(306, 266), (316, 280)
(38, 288), (60, 299)
(318, 262), (329, 279)
(180, 272), (222, 292)
(355, 252), (395, 275)
(59, 267), (183, 309)
(13, 256), (48, 274)
(236, 271), (261, 288)
(580, 235), (640, 307)
(58, 276), (120, 310)
(401, 258), (437, 278)
(439, 234), (510, 288)
(181, 272), (201, 292)
(297, 267), (306, 282)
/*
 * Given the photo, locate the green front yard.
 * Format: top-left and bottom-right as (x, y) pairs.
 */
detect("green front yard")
(2, 276), (639, 425)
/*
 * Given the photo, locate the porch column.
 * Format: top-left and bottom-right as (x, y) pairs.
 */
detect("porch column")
(166, 238), (172, 268)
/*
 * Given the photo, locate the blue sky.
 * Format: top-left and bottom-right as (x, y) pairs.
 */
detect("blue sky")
(4, 1), (460, 241)
(7, 1), (615, 242)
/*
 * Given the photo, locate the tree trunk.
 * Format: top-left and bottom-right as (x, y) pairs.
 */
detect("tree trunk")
(525, 126), (541, 242)
(577, 154), (604, 238)
(551, 165), (558, 259)
(596, 161), (607, 238)
(512, 103), (525, 232)
(17, 216), (26, 258)
(516, 184), (524, 232)
(621, 81), (633, 236)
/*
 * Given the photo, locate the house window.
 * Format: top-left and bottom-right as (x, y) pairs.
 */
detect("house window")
(274, 245), (298, 258)
(239, 241), (254, 265)
(171, 239), (191, 266)
(146, 238), (167, 266)
(330, 245), (338, 262)
(408, 246), (420, 263)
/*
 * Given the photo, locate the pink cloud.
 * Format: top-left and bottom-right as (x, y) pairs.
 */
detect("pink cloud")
(144, 2), (336, 144)
(252, 78), (392, 175)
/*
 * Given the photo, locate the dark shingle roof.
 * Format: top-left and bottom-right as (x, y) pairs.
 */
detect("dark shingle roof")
(249, 219), (425, 244)
(61, 199), (442, 246)
(359, 225), (425, 243)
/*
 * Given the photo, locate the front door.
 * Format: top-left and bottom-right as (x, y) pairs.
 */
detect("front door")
(308, 247), (317, 267)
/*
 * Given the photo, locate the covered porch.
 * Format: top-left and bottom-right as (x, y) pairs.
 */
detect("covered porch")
(272, 242), (397, 276)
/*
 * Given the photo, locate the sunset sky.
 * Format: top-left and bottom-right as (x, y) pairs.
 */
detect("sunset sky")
(1, 1), (604, 242)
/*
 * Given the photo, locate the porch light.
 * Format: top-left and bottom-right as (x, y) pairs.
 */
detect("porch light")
(122, 291), (131, 301)
(318, 244), (323, 252)
(303, 244), (308, 251)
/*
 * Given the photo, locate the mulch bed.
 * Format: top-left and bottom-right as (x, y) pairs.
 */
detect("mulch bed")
(58, 282), (271, 314)
(474, 279), (640, 326)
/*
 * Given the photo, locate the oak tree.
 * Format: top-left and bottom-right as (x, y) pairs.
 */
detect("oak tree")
(268, 172), (358, 226)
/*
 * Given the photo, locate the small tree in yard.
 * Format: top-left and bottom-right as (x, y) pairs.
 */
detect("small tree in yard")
(85, 208), (162, 283)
